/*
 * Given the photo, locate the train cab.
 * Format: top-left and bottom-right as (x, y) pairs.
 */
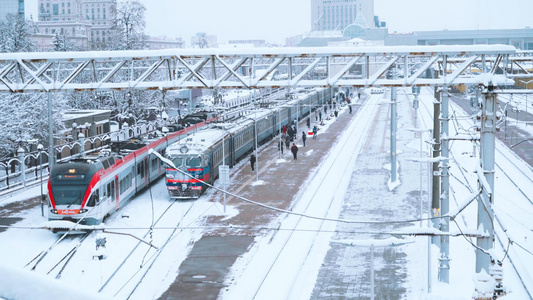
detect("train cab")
(47, 160), (101, 225)
(165, 145), (210, 199)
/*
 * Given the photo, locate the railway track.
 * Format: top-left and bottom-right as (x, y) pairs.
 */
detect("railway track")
(99, 194), (230, 299)
(24, 231), (90, 277)
(223, 93), (380, 299)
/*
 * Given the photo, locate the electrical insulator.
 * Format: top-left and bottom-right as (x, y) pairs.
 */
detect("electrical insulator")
(490, 260), (506, 298)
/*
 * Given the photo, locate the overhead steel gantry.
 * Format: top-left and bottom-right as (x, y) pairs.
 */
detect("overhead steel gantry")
(0, 45), (526, 93)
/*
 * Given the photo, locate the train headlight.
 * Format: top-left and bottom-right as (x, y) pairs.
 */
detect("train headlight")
(166, 174), (174, 179)
(79, 209), (88, 213)
(50, 209), (58, 214)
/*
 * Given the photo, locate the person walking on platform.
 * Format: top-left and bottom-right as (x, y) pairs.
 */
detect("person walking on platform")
(319, 111), (322, 122)
(306, 118), (311, 129)
(349, 105), (352, 114)
(287, 126), (294, 141)
(301, 131), (307, 147)
(334, 110), (338, 118)
(250, 154), (256, 172)
(312, 125), (318, 139)
(291, 143), (298, 160)
(282, 124), (287, 135)
(285, 137), (291, 150)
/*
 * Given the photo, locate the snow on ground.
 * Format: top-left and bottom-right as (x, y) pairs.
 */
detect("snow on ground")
(1, 88), (532, 299)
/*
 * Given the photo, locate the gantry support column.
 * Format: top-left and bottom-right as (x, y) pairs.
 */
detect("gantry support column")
(48, 92), (55, 168)
(476, 88), (496, 273)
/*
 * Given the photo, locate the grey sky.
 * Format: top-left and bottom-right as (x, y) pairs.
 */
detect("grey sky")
(26, 0), (533, 45)
(139, 0), (533, 44)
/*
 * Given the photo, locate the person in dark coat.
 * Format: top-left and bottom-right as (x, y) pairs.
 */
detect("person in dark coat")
(287, 126), (294, 141)
(349, 105), (352, 114)
(312, 125), (318, 139)
(301, 131), (307, 147)
(306, 118), (310, 129)
(334, 110), (338, 118)
(285, 137), (291, 150)
(250, 154), (256, 171)
(319, 111), (322, 122)
(291, 143), (298, 160)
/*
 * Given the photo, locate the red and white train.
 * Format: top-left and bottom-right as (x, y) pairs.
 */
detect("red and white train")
(46, 120), (213, 227)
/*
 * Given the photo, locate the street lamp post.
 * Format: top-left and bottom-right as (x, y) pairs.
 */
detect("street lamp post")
(519, 79), (533, 126)
(253, 116), (259, 182)
(279, 108), (282, 159)
(37, 144), (44, 217)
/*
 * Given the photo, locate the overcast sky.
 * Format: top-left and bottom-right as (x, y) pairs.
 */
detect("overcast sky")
(26, 0), (533, 45)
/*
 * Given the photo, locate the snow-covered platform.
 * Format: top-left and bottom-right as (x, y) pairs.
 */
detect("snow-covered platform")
(159, 91), (438, 299)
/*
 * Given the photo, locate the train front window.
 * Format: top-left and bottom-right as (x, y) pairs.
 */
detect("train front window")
(52, 185), (84, 206)
(171, 157), (183, 167)
(186, 157), (201, 167)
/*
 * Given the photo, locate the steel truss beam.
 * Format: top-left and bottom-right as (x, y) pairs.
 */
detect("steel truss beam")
(0, 45), (519, 93)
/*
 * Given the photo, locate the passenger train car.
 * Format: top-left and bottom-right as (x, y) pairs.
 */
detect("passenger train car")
(164, 88), (333, 199)
(46, 118), (216, 227)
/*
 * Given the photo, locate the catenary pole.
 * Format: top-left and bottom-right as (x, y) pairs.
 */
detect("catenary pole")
(476, 87), (497, 273)
(48, 92), (54, 168)
(432, 79), (441, 241)
(439, 84), (450, 283)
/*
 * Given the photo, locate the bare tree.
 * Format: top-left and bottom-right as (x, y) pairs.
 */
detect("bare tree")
(0, 14), (35, 53)
(111, 0), (147, 50)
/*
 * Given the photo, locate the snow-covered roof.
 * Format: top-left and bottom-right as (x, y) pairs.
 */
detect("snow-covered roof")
(166, 127), (227, 156)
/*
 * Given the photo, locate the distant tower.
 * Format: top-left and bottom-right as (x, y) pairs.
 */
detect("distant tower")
(311, 0), (374, 32)
(0, 0), (25, 21)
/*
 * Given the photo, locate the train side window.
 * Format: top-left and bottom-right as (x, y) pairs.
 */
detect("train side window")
(138, 163), (144, 178)
(151, 158), (158, 171)
(107, 182), (111, 198)
(87, 191), (97, 207)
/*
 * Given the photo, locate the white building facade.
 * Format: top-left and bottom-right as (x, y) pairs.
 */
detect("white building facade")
(36, 0), (115, 49)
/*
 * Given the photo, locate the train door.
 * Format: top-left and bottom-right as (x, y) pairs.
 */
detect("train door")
(115, 175), (120, 211)
(144, 158), (149, 186)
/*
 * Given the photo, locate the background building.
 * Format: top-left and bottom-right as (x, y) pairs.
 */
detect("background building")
(146, 36), (184, 50)
(310, 0), (374, 32)
(0, 0), (25, 21)
(385, 28), (533, 49)
(35, 0), (115, 50)
(82, 0), (115, 46)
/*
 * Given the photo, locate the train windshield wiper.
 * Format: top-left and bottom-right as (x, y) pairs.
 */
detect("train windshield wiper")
(66, 196), (81, 208)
